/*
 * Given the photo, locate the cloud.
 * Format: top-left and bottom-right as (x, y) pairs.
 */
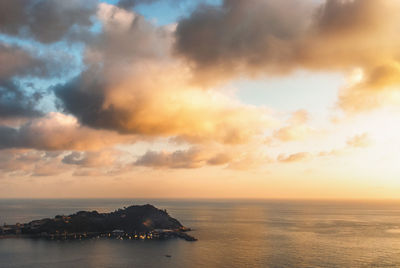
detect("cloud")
(317, 149), (344, 158)
(0, 112), (133, 151)
(0, 0), (390, 180)
(135, 147), (210, 169)
(346, 133), (372, 148)
(0, 149), (67, 176)
(56, 66), (269, 144)
(62, 150), (121, 167)
(175, 0), (400, 77)
(55, 4), (271, 145)
(72, 169), (108, 177)
(175, 0), (313, 84)
(0, 79), (44, 119)
(227, 152), (272, 170)
(0, 148), (131, 177)
(135, 145), (271, 170)
(117, 0), (202, 11)
(274, 125), (314, 142)
(32, 162), (66, 177)
(0, 150), (37, 174)
(338, 66), (400, 113)
(277, 152), (312, 163)
(175, 0), (400, 111)
(277, 132), (373, 163)
(0, 43), (80, 119)
(94, 3), (174, 62)
(0, 45), (47, 119)
(274, 110), (315, 142)
(207, 153), (233, 166)
(118, 0), (160, 9)
(0, 0), (97, 43)
(0, 44), (46, 80)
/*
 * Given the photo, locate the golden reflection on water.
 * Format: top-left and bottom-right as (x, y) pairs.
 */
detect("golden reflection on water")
(1, 199), (400, 267)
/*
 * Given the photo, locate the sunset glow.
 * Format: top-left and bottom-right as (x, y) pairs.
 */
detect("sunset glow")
(0, 0), (400, 199)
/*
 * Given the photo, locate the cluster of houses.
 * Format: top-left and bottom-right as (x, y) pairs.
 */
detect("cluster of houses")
(0, 219), (50, 236)
(109, 229), (176, 240)
(0, 222), (29, 235)
(1, 224), (21, 235)
(108, 229), (196, 241)
(0, 223), (181, 241)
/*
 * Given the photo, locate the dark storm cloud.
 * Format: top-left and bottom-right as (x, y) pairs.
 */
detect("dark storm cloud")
(0, 0), (97, 43)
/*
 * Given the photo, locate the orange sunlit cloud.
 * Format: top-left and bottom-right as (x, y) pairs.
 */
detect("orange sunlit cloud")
(0, 0), (400, 199)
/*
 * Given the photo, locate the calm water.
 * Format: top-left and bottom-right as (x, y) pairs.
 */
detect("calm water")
(1, 199), (400, 268)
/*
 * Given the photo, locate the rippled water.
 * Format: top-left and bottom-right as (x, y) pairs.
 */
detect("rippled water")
(1, 199), (400, 267)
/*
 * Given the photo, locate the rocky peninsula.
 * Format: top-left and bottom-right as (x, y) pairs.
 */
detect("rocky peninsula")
(0, 204), (197, 242)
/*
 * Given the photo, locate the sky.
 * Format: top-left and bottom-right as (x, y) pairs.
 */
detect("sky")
(0, 0), (400, 199)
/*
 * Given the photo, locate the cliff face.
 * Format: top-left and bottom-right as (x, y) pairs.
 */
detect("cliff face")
(22, 204), (184, 235)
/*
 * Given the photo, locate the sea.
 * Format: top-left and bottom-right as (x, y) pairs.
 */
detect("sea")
(1, 199), (400, 268)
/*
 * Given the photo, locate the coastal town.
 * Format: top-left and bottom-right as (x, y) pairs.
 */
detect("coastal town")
(0, 205), (197, 242)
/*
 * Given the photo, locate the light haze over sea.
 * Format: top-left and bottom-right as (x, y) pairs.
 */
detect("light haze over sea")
(1, 199), (400, 268)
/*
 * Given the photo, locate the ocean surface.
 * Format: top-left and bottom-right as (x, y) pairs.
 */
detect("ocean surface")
(1, 199), (400, 268)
